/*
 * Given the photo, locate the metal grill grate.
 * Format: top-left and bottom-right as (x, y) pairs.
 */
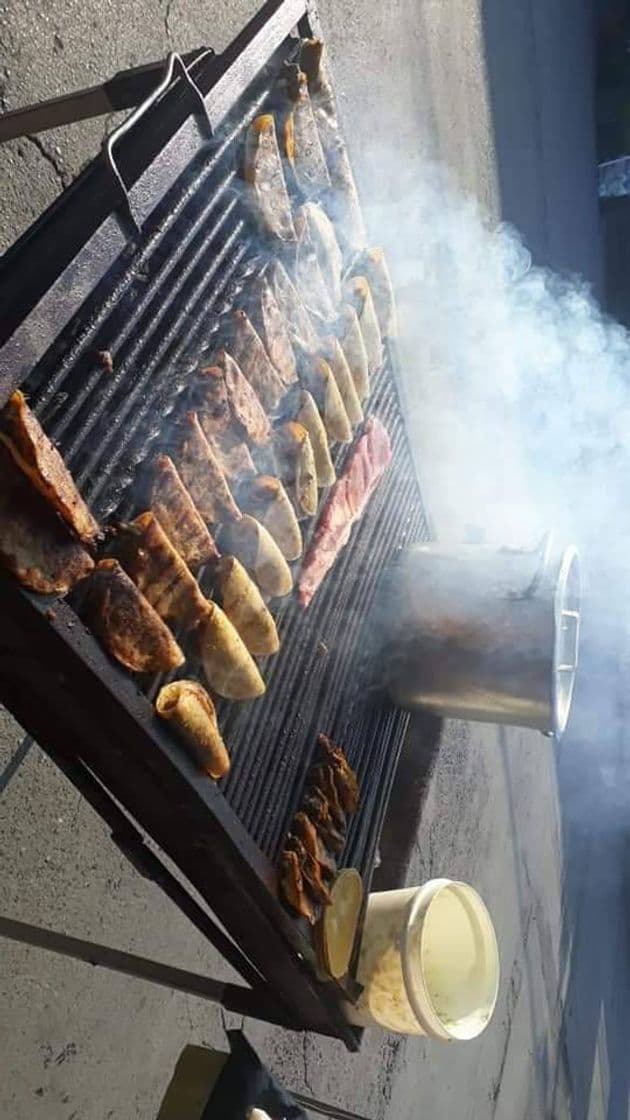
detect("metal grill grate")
(13, 31), (429, 905)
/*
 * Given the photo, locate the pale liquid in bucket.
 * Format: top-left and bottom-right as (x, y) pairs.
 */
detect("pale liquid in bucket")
(414, 887), (492, 1027)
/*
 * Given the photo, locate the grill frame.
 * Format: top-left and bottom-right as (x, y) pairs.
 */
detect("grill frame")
(0, 0), (430, 1045)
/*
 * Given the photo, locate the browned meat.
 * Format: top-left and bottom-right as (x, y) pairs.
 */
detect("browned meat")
(293, 811), (336, 879)
(82, 558), (185, 673)
(176, 412), (241, 525)
(309, 762), (346, 830)
(298, 417), (392, 607)
(0, 390), (100, 546)
(113, 511), (208, 632)
(285, 835), (332, 905)
(280, 64), (331, 198)
(279, 849), (317, 923)
(247, 279), (298, 390)
(230, 310), (285, 411)
(150, 455), (219, 570)
(303, 790), (345, 855)
(244, 114), (296, 243)
(0, 445), (94, 594)
(197, 352), (271, 447)
(318, 733), (360, 815)
(208, 432), (257, 483)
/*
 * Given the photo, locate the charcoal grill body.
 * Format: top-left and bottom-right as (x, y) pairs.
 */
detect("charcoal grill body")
(0, 0), (429, 1044)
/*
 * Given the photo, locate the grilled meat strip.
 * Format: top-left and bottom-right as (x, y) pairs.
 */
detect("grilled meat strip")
(293, 811), (336, 879)
(247, 279), (298, 391)
(230, 310), (285, 412)
(82, 558), (184, 673)
(113, 511), (208, 632)
(0, 445), (94, 594)
(285, 834), (332, 905)
(309, 762), (346, 831)
(318, 733), (360, 815)
(177, 412), (241, 525)
(150, 455), (219, 570)
(298, 417), (392, 607)
(0, 390), (100, 546)
(279, 849), (317, 923)
(196, 352), (271, 447)
(303, 790), (345, 855)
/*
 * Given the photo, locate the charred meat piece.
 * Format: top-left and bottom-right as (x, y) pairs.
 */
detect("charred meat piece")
(266, 260), (321, 356)
(309, 762), (346, 831)
(113, 511), (208, 632)
(298, 418), (392, 608)
(303, 790), (346, 855)
(156, 680), (230, 779)
(197, 352), (271, 447)
(273, 421), (318, 519)
(247, 279), (298, 391)
(279, 849), (317, 923)
(0, 390), (100, 546)
(230, 310), (285, 412)
(280, 64), (331, 198)
(177, 412), (241, 526)
(285, 835), (332, 905)
(318, 733), (360, 815)
(82, 559), (185, 673)
(150, 455), (219, 571)
(300, 39), (367, 252)
(237, 474), (302, 562)
(293, 811), (336, 879)
(0, 445), (94, 594)
(244, 114), (296, 242)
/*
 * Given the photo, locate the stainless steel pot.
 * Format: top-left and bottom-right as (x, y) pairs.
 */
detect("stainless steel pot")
(379, 534), (580, 737)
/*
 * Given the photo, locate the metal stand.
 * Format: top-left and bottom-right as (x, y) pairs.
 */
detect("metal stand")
(0, 915), (370, 1119)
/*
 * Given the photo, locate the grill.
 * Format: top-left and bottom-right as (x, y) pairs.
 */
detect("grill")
(0, 0), (429, 1046)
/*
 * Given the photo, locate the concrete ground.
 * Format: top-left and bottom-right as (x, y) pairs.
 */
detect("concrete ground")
(2, 2), (628, 1119)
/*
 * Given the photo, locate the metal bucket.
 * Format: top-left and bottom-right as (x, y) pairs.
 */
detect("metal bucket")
(379, 534), (580, 737)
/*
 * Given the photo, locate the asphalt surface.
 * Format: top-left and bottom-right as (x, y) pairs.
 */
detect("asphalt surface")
(1, 2), (627, 1119)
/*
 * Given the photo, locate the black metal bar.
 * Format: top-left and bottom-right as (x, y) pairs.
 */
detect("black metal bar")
(289, 1092), (373, 1120)
(0, 916), (294, 1027)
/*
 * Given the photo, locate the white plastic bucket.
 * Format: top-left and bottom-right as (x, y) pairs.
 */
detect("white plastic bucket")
(347, 880), (500, 1039)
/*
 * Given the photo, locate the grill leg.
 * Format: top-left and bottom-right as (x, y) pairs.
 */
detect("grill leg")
(0, 915), (295, 1028)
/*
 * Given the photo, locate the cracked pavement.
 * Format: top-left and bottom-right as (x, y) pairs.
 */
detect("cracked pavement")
(1, 2), (623, 1119)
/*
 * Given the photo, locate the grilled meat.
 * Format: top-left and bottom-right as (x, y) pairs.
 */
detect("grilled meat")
(150, 455), (219, 570)
(309, 762), (346, 830)
(247, 279), (298, 391)
(0, 390), (100, 546)
(237, 474), (302, 561)
(273, 421), (318, 519)
(230, 310), (285, 411)
(113, 511), (208, 632)
(0, 445), (94, 594)
(197, 599), (265, 700)
(82, 558), (185, 673)
(298, 418), (391, 608)
(156, 679), (230, 779)
(279, 849), (317, 923)
(280, 63), (331, 198)
(293, 811), (336, 879)
(207, 430), (257, 484)
(318, 733), (360, 815)
(177, 412), (241, 525)
(220, 514), (292, 599)
(265, 259), (321, 356)
(196, 352), (271, 447)
(215, 555), (279, 656)
(285, 834), (332, 905)
(244, 113), (296, 242)
(303, 790), (345, 855)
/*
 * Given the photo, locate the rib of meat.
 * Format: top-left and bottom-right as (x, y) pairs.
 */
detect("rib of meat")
(0, 445), (94, 594)
(297, 417), (392, 607)
(150, 455), (219, 570)
(82, 558), (185, 673)
(1, 390), (100, 546)
(318, 733), (360, 815)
